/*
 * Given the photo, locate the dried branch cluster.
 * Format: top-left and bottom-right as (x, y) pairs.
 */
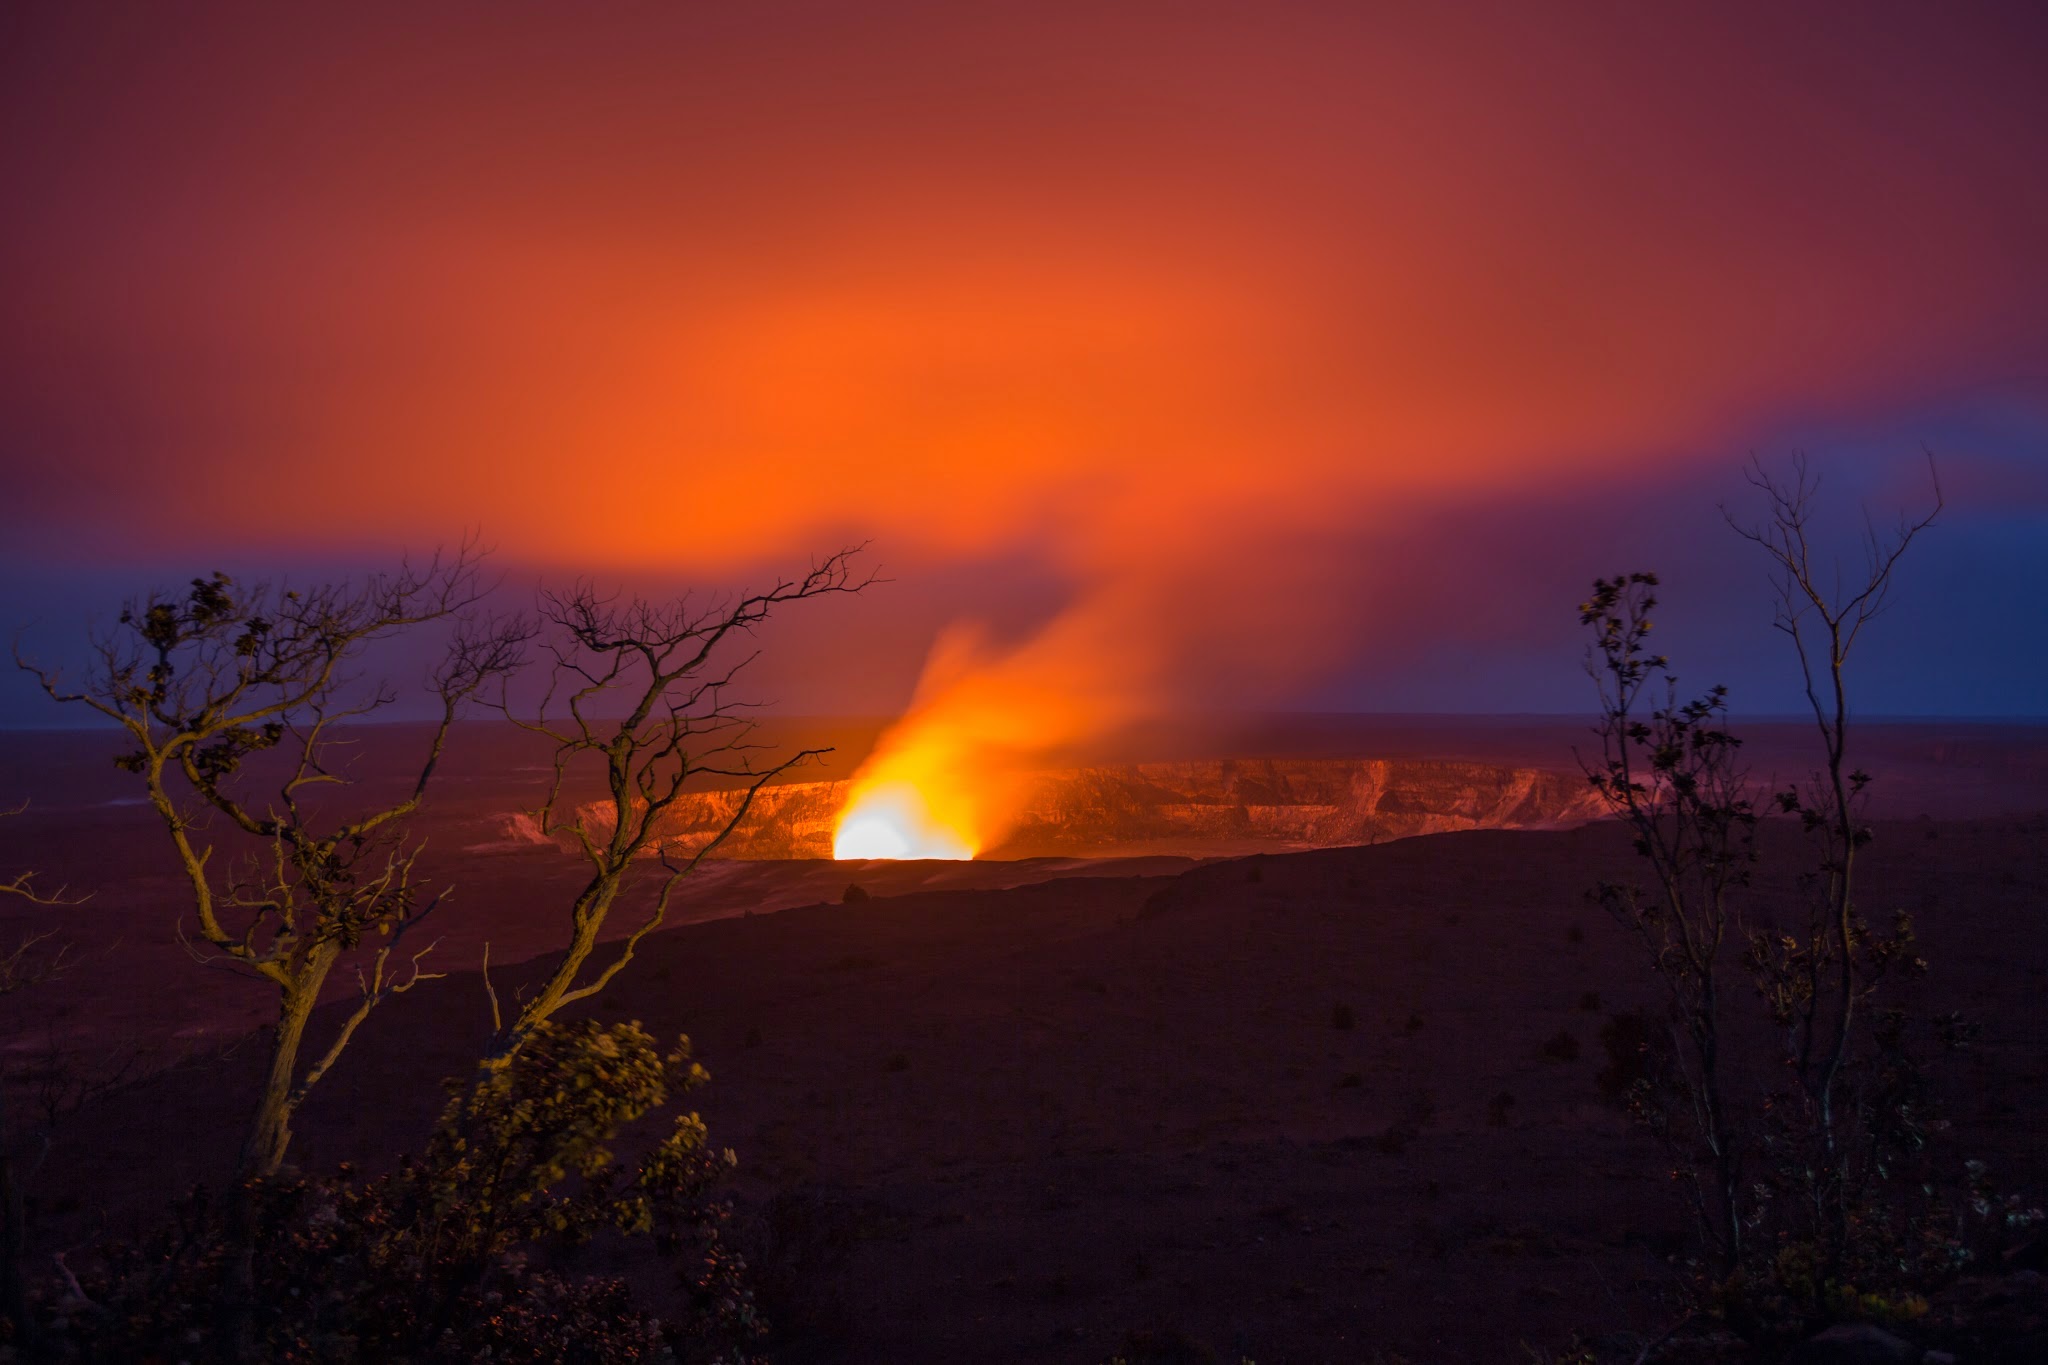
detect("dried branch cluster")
(493, 547), (872, 1040)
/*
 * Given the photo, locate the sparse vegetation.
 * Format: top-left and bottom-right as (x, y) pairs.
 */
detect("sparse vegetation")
(19, 550), (525, 1175)
(1577, 457), (2036, 1344)
(492, 549), (870, 1050)
(46, 1019), (762, 1363)
(1, 553), (883, 1361)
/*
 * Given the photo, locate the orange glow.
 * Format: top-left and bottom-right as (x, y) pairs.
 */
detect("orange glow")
(832, 781), (975, 861)
(8, 5), (2045, 583)
(834, 604), (1162, 858)
(4, 4), (2046, 731)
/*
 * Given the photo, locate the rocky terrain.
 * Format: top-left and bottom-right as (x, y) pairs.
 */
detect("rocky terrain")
(565, 758), (1612, 860)
(2, 722), (2044, 1360)
(992, 758), (1608, 856)
(2, 814), (2043, 1362)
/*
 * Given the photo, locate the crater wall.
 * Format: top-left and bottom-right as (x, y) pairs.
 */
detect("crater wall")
(567, 757), (1608, 860)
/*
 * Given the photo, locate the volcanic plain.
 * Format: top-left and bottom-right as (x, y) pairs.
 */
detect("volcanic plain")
(1, 718), (2043, 1362)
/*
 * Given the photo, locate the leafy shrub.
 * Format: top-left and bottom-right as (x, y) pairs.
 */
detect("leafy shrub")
(1576, 497), (2036, 1347)
(46, 1020), (763, 1363)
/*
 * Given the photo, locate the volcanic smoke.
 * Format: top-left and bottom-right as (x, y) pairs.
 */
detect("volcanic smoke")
(832, 603), (1160, 860)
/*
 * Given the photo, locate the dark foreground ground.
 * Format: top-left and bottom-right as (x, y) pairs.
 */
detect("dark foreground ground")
(0, 803), (2044, 1362)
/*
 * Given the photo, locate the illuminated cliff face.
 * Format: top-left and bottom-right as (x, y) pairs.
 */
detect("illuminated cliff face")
(622, 759), (1611, 862)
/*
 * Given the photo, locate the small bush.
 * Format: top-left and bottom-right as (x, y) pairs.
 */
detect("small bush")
(49, 1021), (763, 1363)
(1539, 1029), (1581, 1062)
(1330, 1004), (1356, 1030)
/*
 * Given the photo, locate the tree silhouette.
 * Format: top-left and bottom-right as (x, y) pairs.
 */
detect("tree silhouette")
(492, 547), (872, 1043)
(19, 545), (527, 1175)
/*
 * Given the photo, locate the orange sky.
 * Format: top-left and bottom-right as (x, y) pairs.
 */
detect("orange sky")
(3, 1), (2046, 722)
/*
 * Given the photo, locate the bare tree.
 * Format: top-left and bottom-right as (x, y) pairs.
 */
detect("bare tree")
(495, 548), (871, 1042)
(1725, 453), (1942, 1270)
(17, 547), (526, 1175)
(1582, 453), (1948, 1322)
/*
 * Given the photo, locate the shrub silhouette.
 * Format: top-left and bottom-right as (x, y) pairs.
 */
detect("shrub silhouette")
(1574, 458), (2040, 1343)
(12, 554), (873, 1358)
(484, 550), (869, 1053)
(51, 1020), (763, 1363)
(22, 553), (525, 1176)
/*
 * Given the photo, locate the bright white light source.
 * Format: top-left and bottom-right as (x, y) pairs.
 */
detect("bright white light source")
(832, 782), (974, 860)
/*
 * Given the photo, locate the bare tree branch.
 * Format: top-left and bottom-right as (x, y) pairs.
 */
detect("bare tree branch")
(492, 546), (875, 1045)
(0, 802), (90, 909)
(1723, 454), (1940, 1139)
